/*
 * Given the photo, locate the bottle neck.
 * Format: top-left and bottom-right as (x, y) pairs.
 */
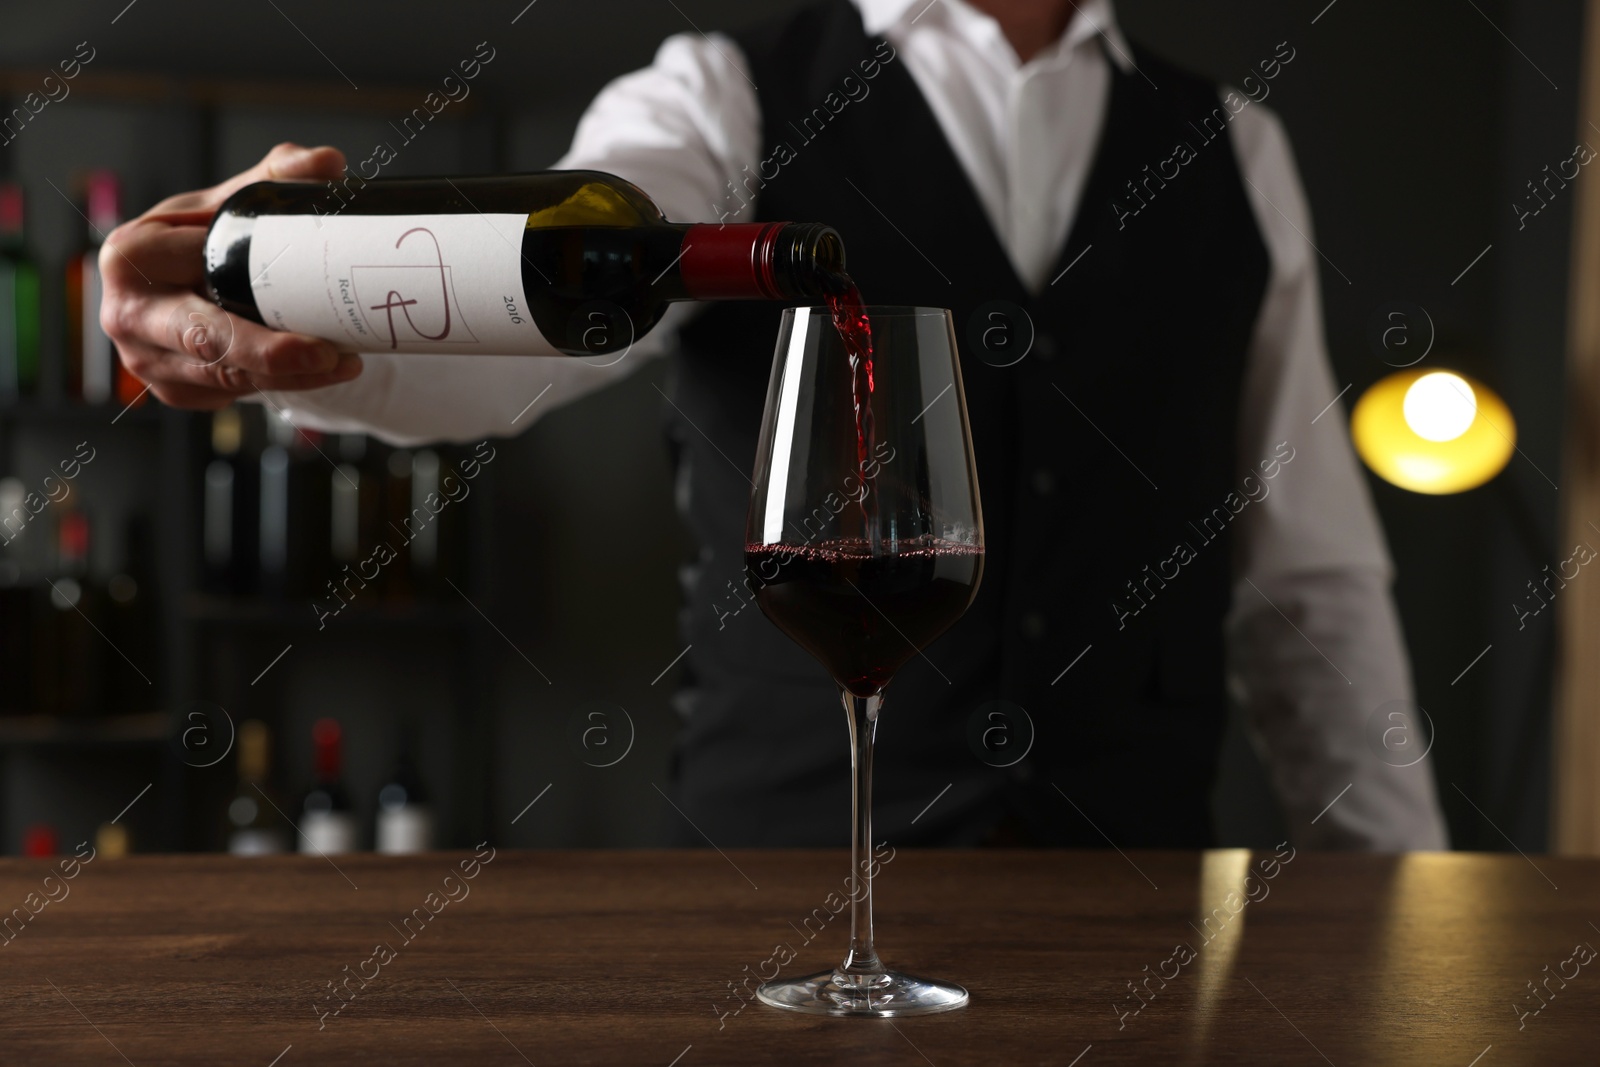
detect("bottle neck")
(238, 722), (271, 784)
(313, 720), (343, 782)
(671, 222), (845, 301)
(0, 184), (24, 249)
(58, 512), (89, 576)
(85, 172), (120, 243)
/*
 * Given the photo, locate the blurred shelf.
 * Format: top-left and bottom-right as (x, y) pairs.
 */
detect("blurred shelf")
(185, 593), (476, 629)
(0, 399), (165, 426)
(0, 710), (169, 748)
(0, 68), (491, 117)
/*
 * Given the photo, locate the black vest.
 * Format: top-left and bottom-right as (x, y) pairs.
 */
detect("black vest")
(664, 0), (1269, 848)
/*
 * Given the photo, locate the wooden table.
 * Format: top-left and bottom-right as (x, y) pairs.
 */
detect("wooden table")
(1, 848), (1595, 1065)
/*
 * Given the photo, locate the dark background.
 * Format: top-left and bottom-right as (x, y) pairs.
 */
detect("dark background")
(0, 0), (1581, 853)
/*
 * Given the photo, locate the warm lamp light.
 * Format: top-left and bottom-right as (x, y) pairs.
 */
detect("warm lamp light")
(1350, 368), (1515, 494)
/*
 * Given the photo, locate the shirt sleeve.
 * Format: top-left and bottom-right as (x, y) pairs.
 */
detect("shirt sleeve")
(259, 31), (761, 446)
(1226, 99), (1449, 850)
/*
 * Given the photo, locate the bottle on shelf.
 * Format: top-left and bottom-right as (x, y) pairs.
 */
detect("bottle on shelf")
(380, 447), (414, 602)
(259, 409), (330, 599)
(66, 170), (143, 405)
(22, 823), (58, 857)
(204, 171), (847, 357)
(0, 476), (34, 715)
(203, 408), (239, 595)
(330, 433), (379, 592)
(202, 406), (262, 596)
(36, 506), (104, 715)
(94, 821), (130, 858)
(0, 181), (41, 399)
(0, 475), (40, 574)
(0, 554), (31, 716)
(228, 719), (289, 855)
(300, 717), (357, 855)
(408, 449), (443, 598)
(105, 515), (156, 713)
(375, 729), (434, 854)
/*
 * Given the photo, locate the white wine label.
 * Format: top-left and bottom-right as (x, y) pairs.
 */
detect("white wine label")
(300, 811), (359, 855)
(247, 213), (545, 354)
(228, 828), (288, 856)
(83, 255), (113, 401)
(376, 806), (436, 855)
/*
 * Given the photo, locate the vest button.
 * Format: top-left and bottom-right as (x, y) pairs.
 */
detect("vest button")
(1034, 335), (1058, 361)
(1020, 612), (1046, 640)
(1032, 468), (1055, 496)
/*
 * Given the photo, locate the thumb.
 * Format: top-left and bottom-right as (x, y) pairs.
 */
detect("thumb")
(261, 142), (347, 183)
(138, 143), (349, 222)
(196, 143), (347, 211)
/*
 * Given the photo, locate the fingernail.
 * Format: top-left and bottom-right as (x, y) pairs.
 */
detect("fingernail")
(333, 354), (363, 380)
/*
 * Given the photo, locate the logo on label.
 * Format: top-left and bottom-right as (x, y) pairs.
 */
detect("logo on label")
(352, 227), (480, 349)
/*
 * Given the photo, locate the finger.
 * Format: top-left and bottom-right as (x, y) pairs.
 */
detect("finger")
(114, 336), (251, 395)
(119, 329), (359, 395)
(100, 221), (206, 289)
(104, 291), (342, 380)
(117, 335), (258, 396)
(146, 380), (250, 411)
(149, 143), (347, 215)
(246, 354), (365, 392)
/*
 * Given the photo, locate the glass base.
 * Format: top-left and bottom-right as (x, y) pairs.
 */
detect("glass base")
(757, 968), (969, 1017)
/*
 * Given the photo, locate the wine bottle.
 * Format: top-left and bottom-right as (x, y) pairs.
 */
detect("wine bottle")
(0, 182), (41, 399)
(228, 719), (289, 855)
(0, 547), (32, 715)
(258, 413), (291, 598)
(105, 515), (156, 713)
(203, 407), (242, 595)
(375, 733), (434, 854)
(38, 507), (103, 714)
(300, 717), (358, 854)
(94, 821), (130, 858)
(259, 409), (330, 599)
(330, 433), (378, 581)
(65, 171), (125, 404)
(203, 171), (847, 357)
(380, 447), (414, 601)
(408, 448), (443, 597)
(204, 407), (267, 597)
(22, 823), (58, 857)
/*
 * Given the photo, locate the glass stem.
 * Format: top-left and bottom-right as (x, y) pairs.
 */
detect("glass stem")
(837, 688), (885, 984)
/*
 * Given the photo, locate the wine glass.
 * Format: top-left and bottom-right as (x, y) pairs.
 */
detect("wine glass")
(744, 305), (983, 1017)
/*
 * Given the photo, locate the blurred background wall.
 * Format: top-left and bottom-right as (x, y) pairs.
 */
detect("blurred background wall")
(0, 0), (1581, 853)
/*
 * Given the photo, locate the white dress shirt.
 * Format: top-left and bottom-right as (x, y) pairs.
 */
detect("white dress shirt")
(267, 0), (1449, 849)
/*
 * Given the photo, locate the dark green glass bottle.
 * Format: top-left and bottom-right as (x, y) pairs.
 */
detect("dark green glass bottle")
(0, 182), (41, 398)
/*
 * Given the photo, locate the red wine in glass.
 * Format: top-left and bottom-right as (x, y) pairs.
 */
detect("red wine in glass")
(746, 537), (981, 698)
(744, 305), (983, 1017)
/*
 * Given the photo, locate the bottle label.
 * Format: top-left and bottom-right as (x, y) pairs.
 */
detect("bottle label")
(300, 811), (359, 855)
(228, 828), (288, 856)
(376, 806), (436, 855)
(83, 256), (113, 402)
(247, 213), (544, 354)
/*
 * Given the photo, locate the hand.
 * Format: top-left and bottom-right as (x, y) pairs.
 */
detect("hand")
(99, 142), (365, 410)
